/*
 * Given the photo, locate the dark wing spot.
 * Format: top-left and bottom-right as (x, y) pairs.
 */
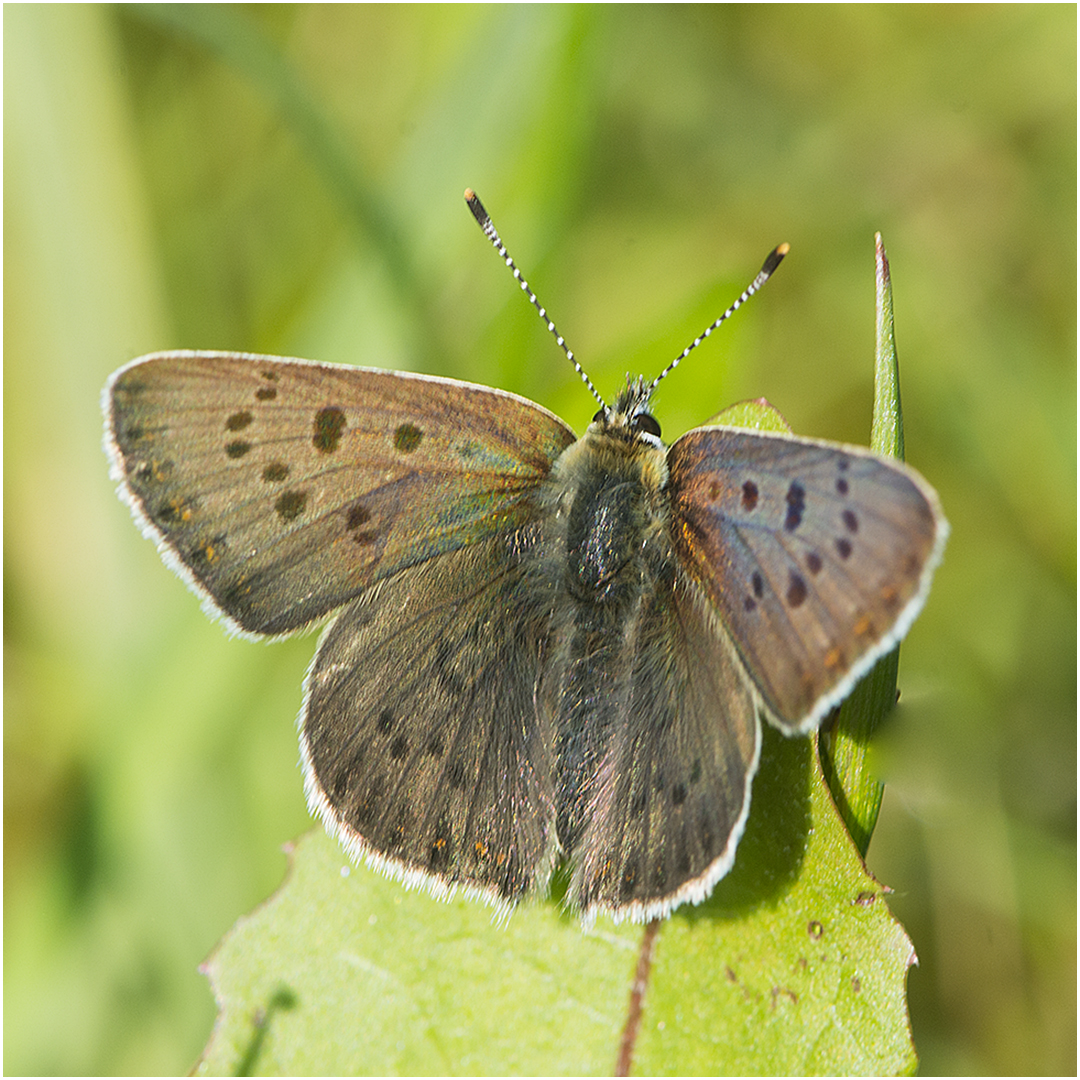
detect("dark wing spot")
(330, 746), (365, 801)
(675, 834), (691, 876)
(345, 503), (379, 545)
(806, 551), (823, 574)
(376, 710), (394, 735)
(313, 407), (347, 453)
(262, 462), (289, 482)
(620, 859), (639, 900)
(255, 386), (277, 401)
(784, 481), (806, 532)
(275, 490), (308, 521)
(260, 369), (281, 383)
(744, 596), (757, 612)
(700, 819), (714, 854)
(836, 477), (849, 496)
(690, 759), (702, 784)
(835, 537), (853, 560)
(350, 773), (383, 826)
(752, 572), (765, 598)
(842, 509), (859, 533)
(426, 734), (445, 758)
(394, 423), (423, 453)
(226, 411), (253, 431)
(786, 571), (808, 608)
(448, 759), (468, 790)
(708, 480), (722, 502)
(225, 440), (252, 459)
(390, 734), (409, 761)
(671, 782), (687, 806)
(742, 480), (759, 510)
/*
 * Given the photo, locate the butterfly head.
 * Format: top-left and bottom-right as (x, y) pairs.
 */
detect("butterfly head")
(590, 376), (664, 448)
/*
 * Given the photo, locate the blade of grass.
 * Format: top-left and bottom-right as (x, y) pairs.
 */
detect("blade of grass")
(819, 233), (903, 856)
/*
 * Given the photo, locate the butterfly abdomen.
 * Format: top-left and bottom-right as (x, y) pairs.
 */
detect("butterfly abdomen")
(544, 422), (680, 867)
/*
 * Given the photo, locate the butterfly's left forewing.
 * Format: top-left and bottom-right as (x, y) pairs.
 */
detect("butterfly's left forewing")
(106, 352), (575, 636)
(668, 425), (947, 730)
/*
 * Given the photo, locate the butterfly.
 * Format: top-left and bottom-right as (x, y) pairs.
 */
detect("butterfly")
(103, 191), (946, 924)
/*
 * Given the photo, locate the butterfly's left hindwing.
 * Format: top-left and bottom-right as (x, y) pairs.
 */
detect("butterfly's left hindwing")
(301, 532), (559, 908)
(105, 352), (575, 636)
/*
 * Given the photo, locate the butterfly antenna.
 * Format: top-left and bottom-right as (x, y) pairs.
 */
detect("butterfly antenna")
(646, 242), (790, 394)
(466, 189), (607, 411)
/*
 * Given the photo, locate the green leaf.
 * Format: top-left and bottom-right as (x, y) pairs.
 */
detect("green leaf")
(197, 830), (641, 1076)
(634, 730), (916, 1076)
(707, 397), (794, 434)
(198, 725), (915, 1075)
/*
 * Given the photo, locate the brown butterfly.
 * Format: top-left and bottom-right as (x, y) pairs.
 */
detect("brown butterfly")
(104, 192), (946, 923)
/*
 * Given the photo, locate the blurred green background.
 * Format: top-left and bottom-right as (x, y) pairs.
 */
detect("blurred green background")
(5, 5), (1074, 1074)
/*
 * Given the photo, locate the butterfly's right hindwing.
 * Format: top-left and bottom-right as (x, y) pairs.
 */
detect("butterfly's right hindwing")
(105, 352), (575, 637)
(562, 570), (761, 923)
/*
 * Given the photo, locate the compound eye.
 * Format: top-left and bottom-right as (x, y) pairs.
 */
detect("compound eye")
(633, 412), (662, 438)
(592, 407), (607, 424)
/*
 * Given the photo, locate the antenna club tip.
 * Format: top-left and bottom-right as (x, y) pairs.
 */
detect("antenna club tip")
(465, 189), (489, 227)
(761, 243), (790, 276)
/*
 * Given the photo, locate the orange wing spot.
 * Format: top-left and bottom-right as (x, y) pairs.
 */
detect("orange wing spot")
(433, 837), (446, 851)
(474, 840), (488, 858)
(680, 520), (700, 557)
(824, 647), (844, 670)
(853, 614), (874, 637)
(880, 583), (899, 607)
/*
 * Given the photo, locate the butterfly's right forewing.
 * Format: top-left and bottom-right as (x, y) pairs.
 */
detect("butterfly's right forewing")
(669, 426), (945, 730)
